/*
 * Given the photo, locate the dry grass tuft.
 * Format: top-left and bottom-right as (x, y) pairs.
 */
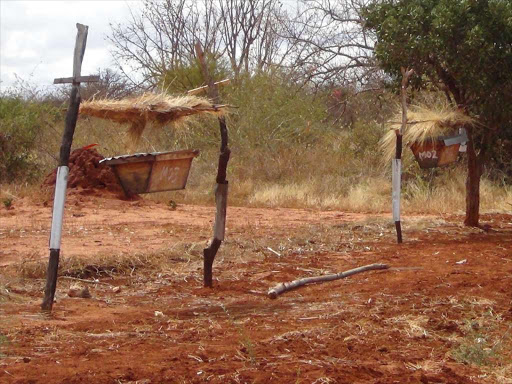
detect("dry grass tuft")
(403, 170), (512, 214)
(386, 314), (430, 338)
(381, 104), (476, 163)
(80, 93), (227, 142)
(13, 247), (202, 280)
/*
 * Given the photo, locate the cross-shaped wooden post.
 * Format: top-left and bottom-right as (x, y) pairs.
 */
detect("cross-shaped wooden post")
(41, 23), (99, 311)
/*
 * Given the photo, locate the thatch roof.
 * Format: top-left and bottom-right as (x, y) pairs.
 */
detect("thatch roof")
(380, 104), (475, 163)
(79, 93), (227, 140)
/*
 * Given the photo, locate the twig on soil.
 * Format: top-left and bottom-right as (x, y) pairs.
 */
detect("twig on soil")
(188, 354), (204, 362)
(268, 263), (389, 299)
(267, 247), (281, 257)
(60, 276), (113, 286)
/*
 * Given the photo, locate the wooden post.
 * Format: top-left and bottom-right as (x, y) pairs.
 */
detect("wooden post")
(194, 42), (231, 287)
(393, 67), (414, 244)
(203, 117), (230, 287)
(41, 23), (99, 311)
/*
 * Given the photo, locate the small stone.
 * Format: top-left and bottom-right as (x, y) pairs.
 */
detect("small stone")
(112, 286), (121, 293)
(23, 357), (31, 363)
(68, 285), (91, 299)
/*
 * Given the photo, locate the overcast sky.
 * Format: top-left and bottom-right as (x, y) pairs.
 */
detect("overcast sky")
(0, 0), (140, 92)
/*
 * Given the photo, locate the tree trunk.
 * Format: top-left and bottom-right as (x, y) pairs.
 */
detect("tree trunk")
(464, 128), (482, 227)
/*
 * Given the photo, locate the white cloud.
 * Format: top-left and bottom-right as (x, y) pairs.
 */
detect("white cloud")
(0, 0), (141, 91)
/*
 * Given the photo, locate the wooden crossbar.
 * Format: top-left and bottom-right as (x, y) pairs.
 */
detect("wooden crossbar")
(54, 75), (100, 84)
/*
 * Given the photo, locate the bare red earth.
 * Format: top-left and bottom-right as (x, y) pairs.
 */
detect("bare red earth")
(0, 196), (511, 383)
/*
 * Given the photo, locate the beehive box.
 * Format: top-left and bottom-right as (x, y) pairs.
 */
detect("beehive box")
(410, 132), (467, 169)
(410, 140), (460, 168)
(100, 149), (199, 194)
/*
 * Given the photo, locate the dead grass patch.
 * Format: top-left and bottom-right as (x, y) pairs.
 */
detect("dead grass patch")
(385, 314), (430, 338)
(11, 245), (203, 280)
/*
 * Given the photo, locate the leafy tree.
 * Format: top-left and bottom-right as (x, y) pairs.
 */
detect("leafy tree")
(363, 0), (512, 226)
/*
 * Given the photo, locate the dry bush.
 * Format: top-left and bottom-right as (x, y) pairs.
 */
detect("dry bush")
(2, 75), (511, 215)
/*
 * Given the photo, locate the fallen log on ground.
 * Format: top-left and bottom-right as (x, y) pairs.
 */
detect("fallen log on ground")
(268, 263), (389, 299)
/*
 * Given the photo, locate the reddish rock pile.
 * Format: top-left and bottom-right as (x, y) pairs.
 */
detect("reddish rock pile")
(44, 147), (125, 198)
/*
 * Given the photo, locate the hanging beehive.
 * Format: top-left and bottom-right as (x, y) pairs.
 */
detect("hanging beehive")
(100, 149), (199, 194)
(381, 104), (474, 168)
(410, 132), (467, 169)
(80, 93), (229, 195)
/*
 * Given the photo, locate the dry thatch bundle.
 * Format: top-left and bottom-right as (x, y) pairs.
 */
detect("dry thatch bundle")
(380, 104), (475, 163)
(79, 93), (227, 141)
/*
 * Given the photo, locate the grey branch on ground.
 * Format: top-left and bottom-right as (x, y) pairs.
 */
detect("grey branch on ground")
(268, 263), (390, 299)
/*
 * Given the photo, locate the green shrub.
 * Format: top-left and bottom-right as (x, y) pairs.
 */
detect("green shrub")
(226, 71), (329, 151)
(2, 197), (12, 208)
(0, 97), (60, 182)
(159, 54), (231, 94)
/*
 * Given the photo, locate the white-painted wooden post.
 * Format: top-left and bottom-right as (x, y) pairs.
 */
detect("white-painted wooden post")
(42, 23), (99, 311)
(49, 167), (70, 250)
(393, 67), (414, 244)
(392, 158), (401, 223)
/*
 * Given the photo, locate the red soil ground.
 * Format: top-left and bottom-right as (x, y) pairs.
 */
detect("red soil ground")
(1, 195), (511, 383)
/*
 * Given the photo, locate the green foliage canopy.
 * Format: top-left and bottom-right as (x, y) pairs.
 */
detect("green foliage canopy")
(363, 0), (512, 138)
